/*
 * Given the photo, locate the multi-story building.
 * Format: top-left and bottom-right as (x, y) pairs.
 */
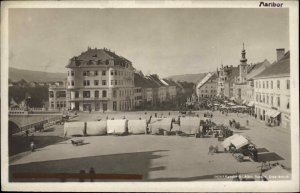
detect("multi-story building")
(51, 47), (135, 112)
(253, 49), (290, 128)
(196, 72), (218, 98)
(49, 81), (68, 111)
(162, 79), (177, 101)
(217, 64), (239, 98)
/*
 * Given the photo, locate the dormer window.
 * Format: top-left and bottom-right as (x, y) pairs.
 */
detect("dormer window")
(88, 60), (93, 65)
(105, 60), (109, 65)
(97, 60), (102, 65)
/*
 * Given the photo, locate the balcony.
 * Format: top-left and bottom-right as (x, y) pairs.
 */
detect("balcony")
(68, 97), (109, 101)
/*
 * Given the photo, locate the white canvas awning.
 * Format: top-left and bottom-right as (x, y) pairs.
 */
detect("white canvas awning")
(128, 119), (147, 134)
(149, 118), (172, 134)
(221, 134), (240, 149)
(228, 102), (235, 106)
(107, 119), (128, 134)
(247, 101), (255, 107)
(180, 117), (201, 134)
(230, 97), (235, 101)
(64, 122), (85, 137)
(231, 135), (249, 149)
(86, 121), (107, 136)
(270, 111), (281, 118)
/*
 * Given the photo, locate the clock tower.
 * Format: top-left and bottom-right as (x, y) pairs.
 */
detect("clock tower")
(239, 43), (248, 83)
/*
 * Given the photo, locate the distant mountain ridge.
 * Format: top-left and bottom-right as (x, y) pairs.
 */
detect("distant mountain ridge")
(9, 67), (66, 82)
(166, 73), (208, 84)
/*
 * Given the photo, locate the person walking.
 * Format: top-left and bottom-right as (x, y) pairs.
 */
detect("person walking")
(30, 141), (35, 152)
(246, 120), (249, 126)
(89, 167), (95, 182)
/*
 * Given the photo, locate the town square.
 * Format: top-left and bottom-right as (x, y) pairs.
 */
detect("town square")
(2, 3), (298, 191)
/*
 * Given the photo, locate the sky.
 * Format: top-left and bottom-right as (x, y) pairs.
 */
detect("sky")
(9, 8), (289, 78)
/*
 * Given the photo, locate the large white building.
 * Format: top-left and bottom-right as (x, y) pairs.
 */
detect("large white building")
(253, 49), (290, 128)
(50, 47), (135, 112)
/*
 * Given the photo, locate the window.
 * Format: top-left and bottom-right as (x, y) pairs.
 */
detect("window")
(113, 90), (117, 98)
(71, 71), (74, 76)
(111, 70), (114, 75)
(84, 80), (90, 86)
(75, 91), (79, 98)
(49, 91), (54, 98)
(95, 71), (98, 76)
(287, 98), (290, 109)
(102, 80), (106, 85)
(83, 71), (86, 76)
(287, 80), (290, 89)
(277, 80), (280, 89)
(105, 60), (109, 65)
(115, 80), (118, 85)
(83, 91), (90, 98)
(259, 81), (261, 88)
(115, 71), (117, 75)
(111, 80), (114, 85)
(51, 102), (54, 108)
(271, 81), (273, 89)
(266, 81), (269, 89)
(263, 95), (265, 103)
(263, 81), (265, 88)
(277, 96), (280, 107)
(94, 80), (99, 86)
(266, 95), (269, 104)
(71, 81), (74, 86)
(102, 71), (106, 76)
(102, 90), (107, 98)
(95, 91), (99, 98)
(57, 91), (66, 98)
(68, 71), (69, 76)
(271, 96), (273, 106)
(87, 71), (90, 76)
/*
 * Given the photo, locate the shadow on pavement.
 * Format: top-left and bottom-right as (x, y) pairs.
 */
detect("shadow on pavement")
(256, 148), (269, 153)
(9, 135), (69, 156)
(9, 150), (168, 182)
(257, 152), (284, 162)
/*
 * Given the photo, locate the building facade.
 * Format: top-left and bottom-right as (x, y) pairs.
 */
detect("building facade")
(253, 50), (290, 129)
(196, 72), (218, 98)
(50, 47), (136, 112)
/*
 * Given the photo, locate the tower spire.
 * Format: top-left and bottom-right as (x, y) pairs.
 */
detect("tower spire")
(240, 42), (247, 63)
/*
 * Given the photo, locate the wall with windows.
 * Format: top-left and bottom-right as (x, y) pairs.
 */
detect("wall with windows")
(253, 76), (290, 128)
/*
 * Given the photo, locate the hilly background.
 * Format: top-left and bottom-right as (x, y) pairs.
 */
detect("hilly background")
(9, 67), (66, 82)
(9, 67), (209, 84)
(166, 73), (207, 84)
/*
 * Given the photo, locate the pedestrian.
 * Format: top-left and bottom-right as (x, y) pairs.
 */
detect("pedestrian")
(168, 112), (171, 116)
(246, 120), (249, 126)
(208, 145), (214, 155)
(30, 141), (35, 152)
(89, 167), (95, 182)
(229, 120), (232, 127)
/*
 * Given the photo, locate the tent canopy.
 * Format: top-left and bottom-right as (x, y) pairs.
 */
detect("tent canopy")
(231, 135), (249, 149)
(86, 121), (107, 135)
(128, 119), (147, 134)
(180, 117), (200, 134)
(221, 134), (240, 148)
(149, 118), (172, 134)
(107, 119), (128, 134)
(64, 122), (85, 137)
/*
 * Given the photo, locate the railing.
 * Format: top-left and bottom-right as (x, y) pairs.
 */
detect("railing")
(9, 107), (62, 115)
(68, 97), (109, 101)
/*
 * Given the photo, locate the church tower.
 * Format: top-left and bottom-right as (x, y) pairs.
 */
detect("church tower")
(239, 43), (248, 83)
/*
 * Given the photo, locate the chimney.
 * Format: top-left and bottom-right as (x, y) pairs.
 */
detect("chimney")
(276, 48), (285, 61)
